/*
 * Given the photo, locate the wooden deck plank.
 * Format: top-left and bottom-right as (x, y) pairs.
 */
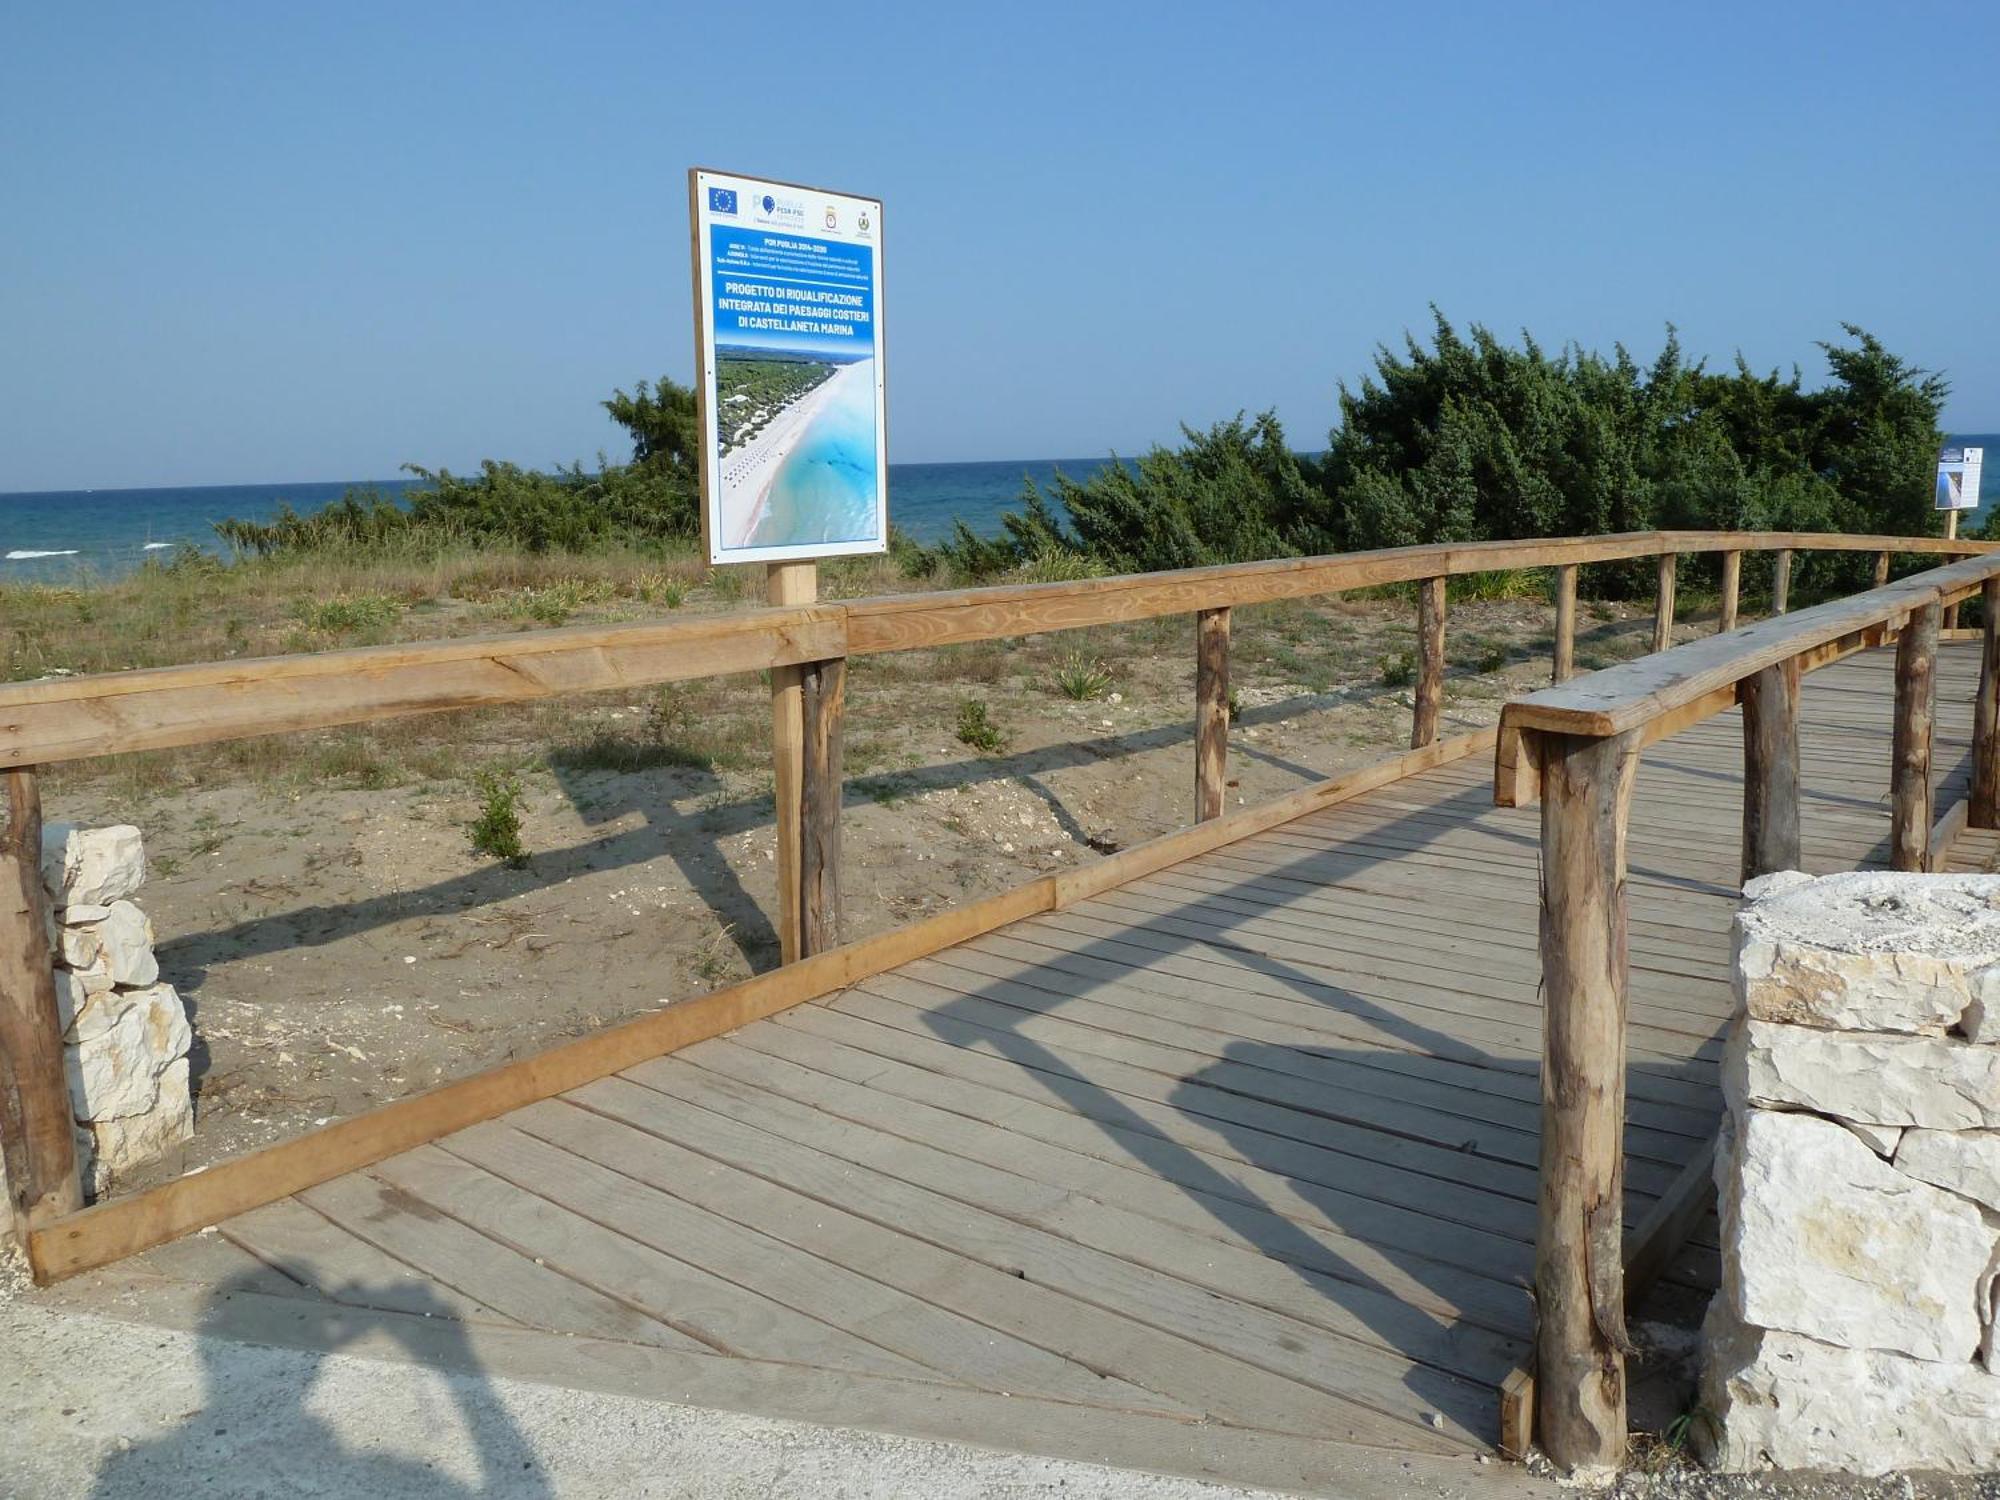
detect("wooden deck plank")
(79, 642), (1971, 1479)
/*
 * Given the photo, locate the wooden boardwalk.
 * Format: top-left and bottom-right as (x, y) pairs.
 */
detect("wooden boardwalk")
(56, 644), (1980, 1486)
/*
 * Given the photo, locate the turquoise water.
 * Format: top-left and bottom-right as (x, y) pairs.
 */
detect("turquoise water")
(745, 361), (880, 549)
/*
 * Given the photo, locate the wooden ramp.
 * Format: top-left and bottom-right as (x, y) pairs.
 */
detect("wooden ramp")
(55, 645), (1980, 1487)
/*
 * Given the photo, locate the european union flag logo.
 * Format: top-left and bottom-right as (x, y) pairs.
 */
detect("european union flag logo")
(708, 187), (737, 214)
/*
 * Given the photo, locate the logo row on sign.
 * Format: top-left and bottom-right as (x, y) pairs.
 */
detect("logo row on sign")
(706, 186), (869, 234)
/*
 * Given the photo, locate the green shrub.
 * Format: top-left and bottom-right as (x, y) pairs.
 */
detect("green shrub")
(955, 698), (1006, 753)
(1378, 651), (1414, 688)
(469, 769), (527, 866)
(1050, 651), (1114, 701)
(291, 593), (400, 634)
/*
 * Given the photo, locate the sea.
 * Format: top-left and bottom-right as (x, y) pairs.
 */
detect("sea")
(4, 436), (1997, 586)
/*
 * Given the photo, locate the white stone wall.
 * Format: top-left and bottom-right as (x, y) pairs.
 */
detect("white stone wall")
(1702, 870), (2000, 1474)
(40, 824), (192, 1197)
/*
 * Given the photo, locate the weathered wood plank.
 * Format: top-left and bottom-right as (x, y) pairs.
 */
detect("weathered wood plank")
(1652, 553), (1677, 654)
(1534, 728), (1640, 1469)
(1975, 577), (2000, 829)
(1740, 660), (1802, 882)
(1, 767), (80, 1233)
(1414, 577), (1446, 749)
(1892, 601), (1940, 871)
(1195, 606), (1230, 821)
(799, 655), (845, 955)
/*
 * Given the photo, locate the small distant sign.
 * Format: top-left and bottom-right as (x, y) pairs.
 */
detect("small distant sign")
(689, 168), (888, 566)
(1937, 446), (1984, 512)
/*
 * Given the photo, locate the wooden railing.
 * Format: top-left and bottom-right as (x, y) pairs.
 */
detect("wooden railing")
(1494, 550), (2000, 1470)
(1, 529), (1991, 1270)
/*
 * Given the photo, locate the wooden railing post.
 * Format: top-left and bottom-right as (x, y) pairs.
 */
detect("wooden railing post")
(1534, 728), (1639, 1471)
(1, 767), (83, 1238)
(1873, 551), (1891, 589)
(1651, 553), (1676, 653)
(1890, 599), (1940, 872)
(1195, 608), (1231, 821)
(799, 657), (845, 957)
(1772, 549), (1792, 615)
(767, 561), (817, 964)
(1718, 550), (1741, 634)
(1552, 564), (1577, 684)
(1412, 576), (1446, 749)
(1740, 660), (1802, 882)
(1974, 579), (2000, 830)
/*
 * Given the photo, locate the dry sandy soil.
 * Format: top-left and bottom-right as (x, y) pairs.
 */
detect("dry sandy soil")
(41, 592), (1680, 1183)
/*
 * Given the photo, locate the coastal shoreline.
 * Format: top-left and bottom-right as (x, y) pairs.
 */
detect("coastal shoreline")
(723, 360), (872, 551)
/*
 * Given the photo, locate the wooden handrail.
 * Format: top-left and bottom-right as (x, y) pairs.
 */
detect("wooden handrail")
(1498, 551), (2000, 748)
(1495, 548), (2000, 1469)
(1, 529), (1988, 771)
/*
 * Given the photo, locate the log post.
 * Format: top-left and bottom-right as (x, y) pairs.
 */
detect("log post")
(1772, 549), (1792, 615)
(1945, 513), (1964, 629)
(799, 657), (846, 957)
(1890, 600), (1940, 872)
(1873, 551), (1890, 589)
(1535, 728), (1640, 1471)
(1740, 660), (1802, 883)
(1, 767), (82, 1238)
(1412, 577), (1446, 749)
(767, 561), (817, 964)
(1552, 564), (1577, 685)
(1717, 551), (1741, 634)
(1973, 578), (2000, 831)
(1651, 553), (1676, 654)
(1195, 608), (1231, 822)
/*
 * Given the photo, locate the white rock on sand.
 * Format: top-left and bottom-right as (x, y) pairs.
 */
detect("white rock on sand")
(63, 984), (190, 1123)
(39, 823), (145, 907)
(93, 900), (158, 988)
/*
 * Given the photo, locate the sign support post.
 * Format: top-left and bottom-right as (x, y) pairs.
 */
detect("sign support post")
(768, 558), (816, 964)
(688, 168), (886, 967)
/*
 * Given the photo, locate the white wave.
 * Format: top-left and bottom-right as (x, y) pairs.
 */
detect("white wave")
(142, 542), (172, 550)
(5, 549), (80, 560)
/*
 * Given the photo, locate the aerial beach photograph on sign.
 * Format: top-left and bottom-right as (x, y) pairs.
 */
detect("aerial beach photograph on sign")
(695, 173), (887, 562)
(10, 6), (2000, 1499)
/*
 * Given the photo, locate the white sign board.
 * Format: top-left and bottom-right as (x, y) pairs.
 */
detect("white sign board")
(690, 169), (888, 565)
(1937, 446), (1984, 512)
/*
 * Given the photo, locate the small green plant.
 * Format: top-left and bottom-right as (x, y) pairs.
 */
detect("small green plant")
(1015, 547), (1106, 585)
(955, 698), (1006, 753)
(1378, 650), (1414, 688)
(1050, 650), (1114, 701)
(1226, 689), (1242, 722)
(708, 568), (745, 602)
(1477, 645), (1510, 673)
(469, 768), (527, 866)
(638, 571), (687, 608)
(292, 593), (400, 635)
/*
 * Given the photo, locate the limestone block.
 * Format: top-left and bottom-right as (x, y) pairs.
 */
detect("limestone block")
(57, 903), (111, 923)
(55, 972), (125, 1044)
(1719, 1110), (1995, 1363)
(63, 984), (190, 1122)
(95, 900), (157, 987)
(1969, 966), (2000, 1046)
(38, 823), (145, 907)
(1734, 872), (2000, 1034)
(1895, 1129), (2000, 1215)
(52, 970), (88, 1039)
(1840, 1119), (1903, 1157)
(56, 921), (102, 972)
(78, 1058), (192, 1192)
(1726, 1018), (2000, 1130)
(1700, 1303), (2000, 1474)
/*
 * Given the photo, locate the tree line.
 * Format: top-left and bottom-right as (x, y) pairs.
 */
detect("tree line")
(219, 313), (1953, 599)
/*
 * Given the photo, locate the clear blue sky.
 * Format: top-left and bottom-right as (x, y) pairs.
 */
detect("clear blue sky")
(3, 1), (1996, 491)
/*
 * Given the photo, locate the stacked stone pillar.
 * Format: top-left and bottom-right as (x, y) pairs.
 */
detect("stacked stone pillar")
(41, 824), (192, 1196)
(1703, 870), (2000, 1473)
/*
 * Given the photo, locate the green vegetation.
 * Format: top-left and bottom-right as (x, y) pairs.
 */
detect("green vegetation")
(954, 698), (1006, 753)
(1050, 651), (1115, 701)
(216, 377), (701, 556)
(714, 350), (834, 455)
(1378, 651), (1414, 688)
(468, 768), (527, 866)
(914, 317), (1950, 598)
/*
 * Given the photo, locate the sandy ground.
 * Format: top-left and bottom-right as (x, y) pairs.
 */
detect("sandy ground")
(0, 1295), (1279, 1500)
(51, 595), (1624, 1186)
